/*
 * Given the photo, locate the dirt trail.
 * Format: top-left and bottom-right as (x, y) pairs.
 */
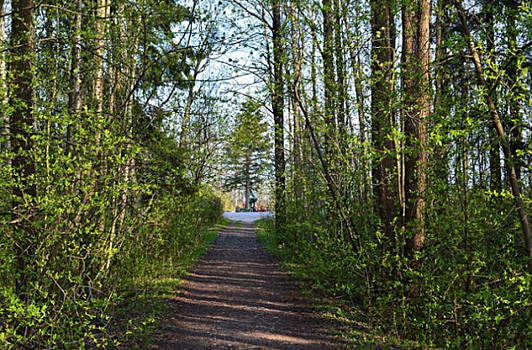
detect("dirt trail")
(150, 220), (349, 349)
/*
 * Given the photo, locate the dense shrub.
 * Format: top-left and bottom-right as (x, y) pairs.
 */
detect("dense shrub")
(0, 111), (223, 349)
(265, 187), (532, 349)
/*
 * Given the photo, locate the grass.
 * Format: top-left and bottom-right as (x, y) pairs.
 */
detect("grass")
(255, 218), (423, 349)
(110, 217), (230, 349)
(113, 217), (419, 349)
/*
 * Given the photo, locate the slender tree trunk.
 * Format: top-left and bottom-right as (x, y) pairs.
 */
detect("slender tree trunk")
(294, 86), (359, 250)
(10, 0), (36, 297)
(180, 57), (203, 148)
(105, 4), (141, 272)
(0, 0), (8, 155)
(83, 0), (109, 286)
(333, 0), (350, 203)
(245, 157), (251, 210)
(343, 11), (371, 204)
(288, 2), (305, 210)
(68, 0), (83, 148)
(484, 2), (502, 191)
(272, 0), (286, 228)
(371, 0), (397, 242)
(334, 0), (347, 129)
(94, 0), (108, 120)
(505, 0), (523, 181)
(11, 0), (36, 201)
(454, 0), (532, 273)
(433, 0), (451, 192)
(343, 14), (367, 143)
(401, 0), (431, 255)
(322, 0), (336, 148)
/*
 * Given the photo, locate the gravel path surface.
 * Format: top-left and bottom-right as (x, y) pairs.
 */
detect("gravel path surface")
(150, 220), (349, 349)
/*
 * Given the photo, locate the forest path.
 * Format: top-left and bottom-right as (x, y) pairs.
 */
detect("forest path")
(150, 218), (349, 349)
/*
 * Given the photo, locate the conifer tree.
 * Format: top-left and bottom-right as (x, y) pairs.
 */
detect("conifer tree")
(224, 98), (270, 210)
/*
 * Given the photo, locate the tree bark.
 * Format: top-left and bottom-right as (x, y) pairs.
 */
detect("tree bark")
(288, 2), (305, 209)
(10, 0), (36, 201)
(272, 0), (286, 229)
(505, 0), (524, 181)
(294, 86), (359, 251)
(334, 0), (347, 129)
(433, 0), (451, 192)
(371, 0), (397, 242)
(0, 0), (8, 155)
(67, 0), (83, 148)
(322, 0), (336, 147)
(10, 0), (36, 297)
(401, 0), (431, 255)
(93, 0), (108, 119)
(484, 2), (502, 192)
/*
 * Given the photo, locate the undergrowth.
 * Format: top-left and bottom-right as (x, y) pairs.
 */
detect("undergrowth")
(257, 188), (532, 349)
(256, 219), (410, 349)
(112, 218), (229, 349)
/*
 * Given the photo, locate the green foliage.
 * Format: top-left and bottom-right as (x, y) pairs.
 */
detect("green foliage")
(267, 181), (532, 349)
(110, 195), (224, 350)
(117, 187), (222, 286)
(1, 23), (223, 350)
(264, 110), (532, 348)
(223, 97), (271, 192)
(0, 102), (223, 348)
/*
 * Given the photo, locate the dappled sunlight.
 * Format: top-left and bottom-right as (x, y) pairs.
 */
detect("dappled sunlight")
(243, 331), (317, 345)
(151, 221), (344, 349)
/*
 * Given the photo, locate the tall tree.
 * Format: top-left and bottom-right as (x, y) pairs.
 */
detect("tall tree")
(67, 0), (83, 148)
(0, 0), (7, 149)
(10, 0), (36, 297)
(371, 0), (397, 242)
(272, 0), (286, 227)
(322, 0), (337, 148)
(505, 0), (525, 181)
(401, 0), (431, 255)
(224, 98), (270, 210)
(483, 1), (503, 191)
(93, 0), (109, 121)
(333, 0), (347, 129)
(10, 0), (36, 201)
(454, 0), (532, 273)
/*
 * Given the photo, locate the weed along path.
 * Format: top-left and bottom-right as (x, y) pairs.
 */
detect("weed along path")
(151, 214), (348, 349)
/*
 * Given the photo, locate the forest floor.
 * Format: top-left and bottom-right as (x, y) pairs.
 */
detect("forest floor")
(149, 216), (352, 349)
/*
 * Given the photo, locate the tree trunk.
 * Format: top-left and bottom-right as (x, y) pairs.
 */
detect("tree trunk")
(10, 0), (36, 201)
(0, 0), (7, 153)
(401, 0), (431, 255)
(67, 0), (83, 148)
(371, 0), (397, 242)
(343, 13), (367, 143)
(272, 0), (286, 228)
(322, 0), (336, 147)
(93, 0), (108, 119)
(10, 0), (36, 297)
(484, 2), (502, 192)
(433, 0), (451, 193)
(333, 0), (347, 129)
(343, 11), (371, 204)
(505, 0), (524, 181)
(288, 2), (305, 209)
(180, 58), (202, 148)
(454, 0), (532, 273)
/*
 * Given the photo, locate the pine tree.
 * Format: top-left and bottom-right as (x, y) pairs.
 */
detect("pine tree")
(224, 98), (270, 210)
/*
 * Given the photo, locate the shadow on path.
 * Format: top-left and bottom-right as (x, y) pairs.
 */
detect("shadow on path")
(151, 221), (349, 350)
